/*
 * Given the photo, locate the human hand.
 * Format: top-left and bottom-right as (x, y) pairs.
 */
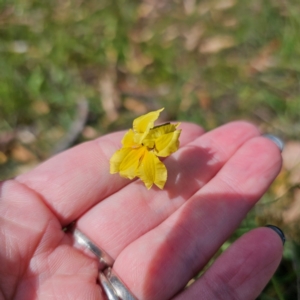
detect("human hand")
(0, 121), (284, 300)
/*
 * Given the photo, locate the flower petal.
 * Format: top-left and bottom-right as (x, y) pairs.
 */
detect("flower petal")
(121, 129), (137, 147)
(110, 148), (133, 174)
(119, 147), (146, 179)
(154, 128), (181, 157)
(143, 123), (179, 147)
(110, 147), (146, 179)
(133, 108), (164, 143)
(137, 151), (167, 189)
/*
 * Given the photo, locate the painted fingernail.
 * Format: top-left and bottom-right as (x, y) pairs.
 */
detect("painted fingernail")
(263, 134), (284, 152)
(265, 225), (286, 245)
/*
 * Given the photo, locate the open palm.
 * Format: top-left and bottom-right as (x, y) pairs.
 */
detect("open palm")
(0, 121), (283, 300)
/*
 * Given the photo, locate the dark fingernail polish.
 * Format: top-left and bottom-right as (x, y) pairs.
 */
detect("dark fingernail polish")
(265, 225), (286, 245)
(263, 134), (284, 152)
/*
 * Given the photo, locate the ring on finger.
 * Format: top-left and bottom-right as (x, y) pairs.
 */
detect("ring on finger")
(73, 228), (114, 270)
(99, 267), (137, 300)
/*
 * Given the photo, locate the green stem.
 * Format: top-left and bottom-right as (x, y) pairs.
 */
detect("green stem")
(271, 276), (285, 300)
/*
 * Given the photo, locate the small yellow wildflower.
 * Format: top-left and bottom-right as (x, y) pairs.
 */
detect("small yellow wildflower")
(110, 108), (181, 189)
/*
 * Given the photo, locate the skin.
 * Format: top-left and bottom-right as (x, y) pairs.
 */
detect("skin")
(0, 121), (283, 300)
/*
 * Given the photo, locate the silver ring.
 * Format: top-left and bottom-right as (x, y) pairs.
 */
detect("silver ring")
(99, 268), (137, 300)
(99, 272), (119, 300)
(73, 228), (114, 270)
(263, 134), (284, 152)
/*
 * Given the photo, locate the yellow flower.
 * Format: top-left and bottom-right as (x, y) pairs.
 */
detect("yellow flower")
(110, 108), (181, 189)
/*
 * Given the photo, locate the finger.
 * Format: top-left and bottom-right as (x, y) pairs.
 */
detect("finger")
(16, 122), (204, 225)
(76, 121), (260, 257)
(0, 180), (56, 299)
(112, 136), (282, 300)
(174, 227), (284, 300)
(0, 180), (103, 300)
(15, 235), (103, 300)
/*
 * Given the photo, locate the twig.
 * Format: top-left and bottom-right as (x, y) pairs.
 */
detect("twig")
(52, 98), (89, 154)
(292, 242), (300, 300)
(257, 183), (300, 206)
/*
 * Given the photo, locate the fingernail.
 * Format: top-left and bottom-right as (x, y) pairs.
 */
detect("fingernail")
(263, 134), (284, 152)
(265, 225), (286, 245)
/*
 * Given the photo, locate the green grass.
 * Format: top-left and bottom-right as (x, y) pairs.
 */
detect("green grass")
(1, 0), (300, 298)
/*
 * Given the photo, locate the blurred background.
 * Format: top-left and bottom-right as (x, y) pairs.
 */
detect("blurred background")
(1, 0), (300, 298)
